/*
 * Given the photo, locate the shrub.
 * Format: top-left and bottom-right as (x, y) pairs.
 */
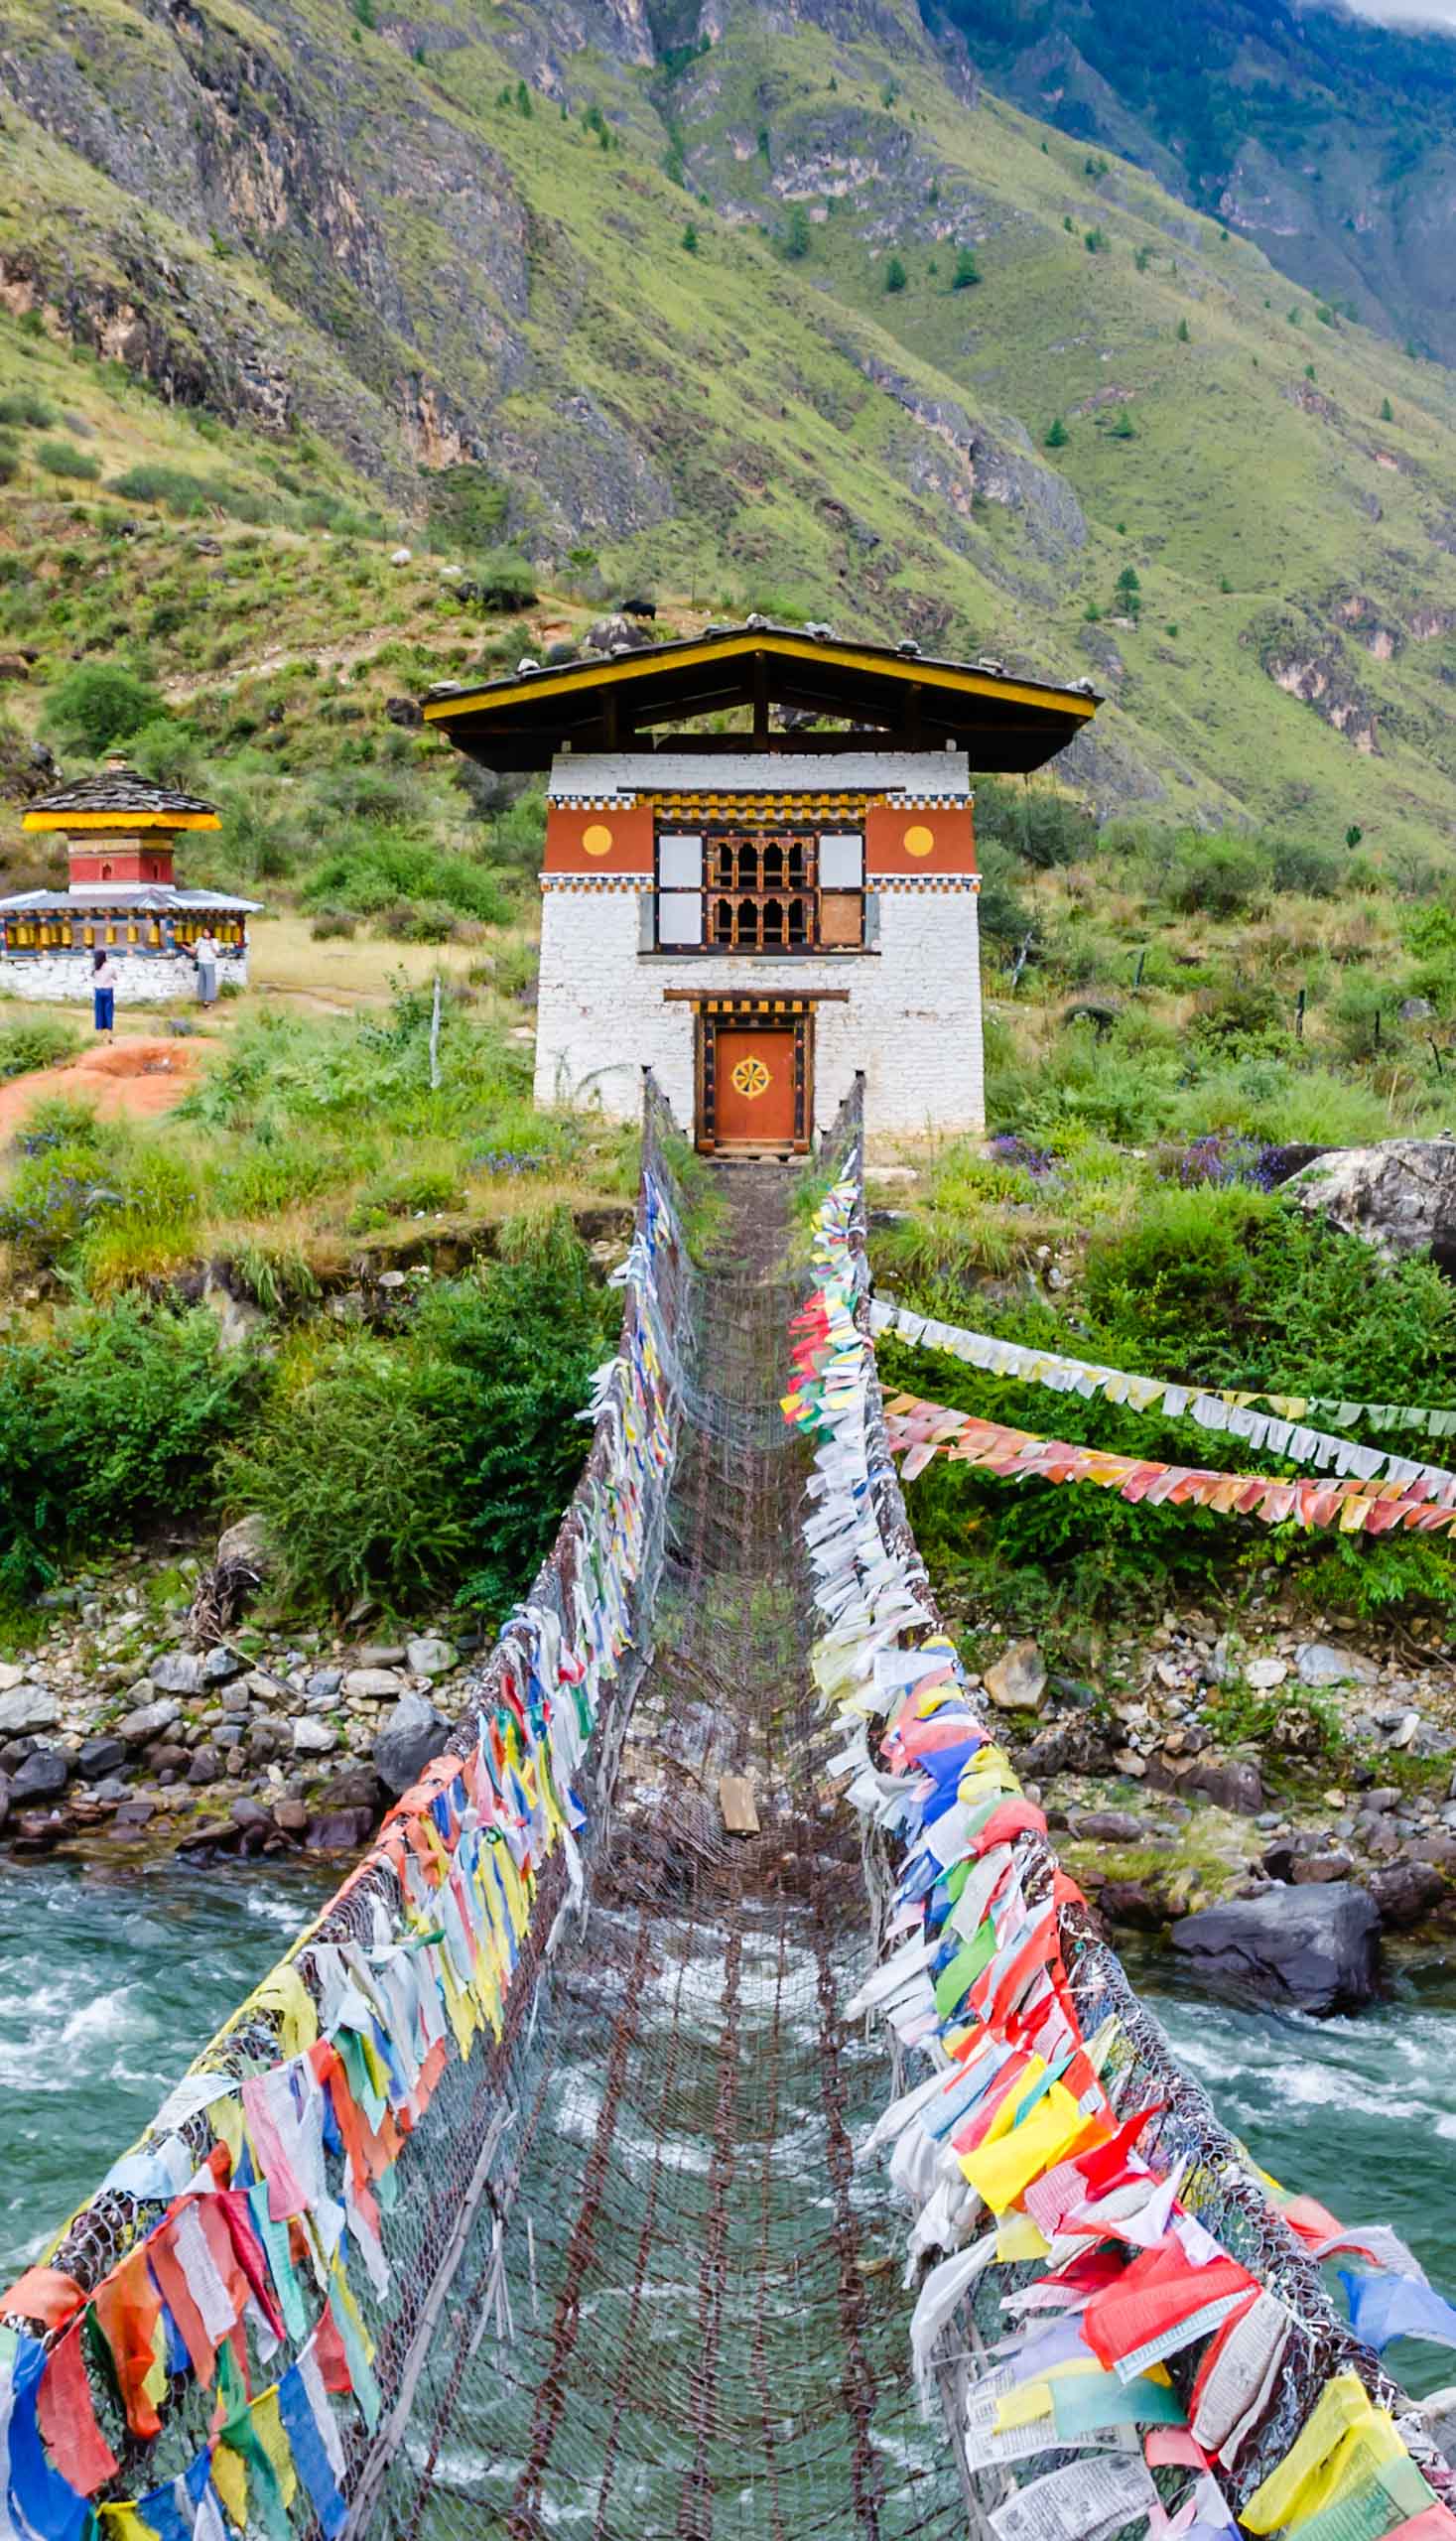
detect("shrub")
(228, 1223), (611, 1610)
(1157, 832), (1268, 918)
(0, 1014), (80, 1081)
(465, 547), (538, 611)
(35, 439), (100, 480)
(0, 389), (58, 428)
(301, 831), (511, 925)
(0, 433), (19, 486)
(0, 1300), (256, 1599)
(1269, 835), (1342, 897)
(42, 661), (163, 751)
(952, 247), (982, 289)
(883, 254), (908, 293)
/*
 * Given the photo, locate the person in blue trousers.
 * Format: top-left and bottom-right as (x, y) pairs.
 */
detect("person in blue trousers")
(91, 947), (117, 1038)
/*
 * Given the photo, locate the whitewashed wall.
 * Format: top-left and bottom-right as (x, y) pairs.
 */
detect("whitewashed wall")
(0, 951), (248, 1003)
(534, 884), (984, 1138)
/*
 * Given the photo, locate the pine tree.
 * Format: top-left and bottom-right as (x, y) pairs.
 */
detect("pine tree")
(952, 246), (982, 290)
(1381, 396), (1394, 423)
(1176, 317), (1190, 342)
(883, 254), (908, 294)
(681, 223), (699, 255)
(1044, 416), (1069, 449)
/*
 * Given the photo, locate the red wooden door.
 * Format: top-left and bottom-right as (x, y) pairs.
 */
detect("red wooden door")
(713, 1028), (797, 1146)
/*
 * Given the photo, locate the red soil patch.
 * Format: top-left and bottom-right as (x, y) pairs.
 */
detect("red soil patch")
(0, 1036), (207, 1140)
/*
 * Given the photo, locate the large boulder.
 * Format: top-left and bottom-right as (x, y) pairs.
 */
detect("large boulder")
(1282, 1137), (1456, 1271)
(0, 1685), (59, 1740)
(983, 1640), (1046, 1712)
(1368, 1861), (1447, 1929)
(1170, 1882), (1380, 2015)
(373, 1693), (452, 1798)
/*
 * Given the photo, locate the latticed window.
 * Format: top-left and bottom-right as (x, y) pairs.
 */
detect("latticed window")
(654, 828), (865, 953)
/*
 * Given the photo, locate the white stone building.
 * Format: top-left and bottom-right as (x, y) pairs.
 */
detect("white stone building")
(424, 628), (1098, 1152)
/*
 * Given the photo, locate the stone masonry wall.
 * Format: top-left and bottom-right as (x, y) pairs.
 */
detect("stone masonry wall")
(0, 950), (249, 1003)
(533, 884), (985, 1137)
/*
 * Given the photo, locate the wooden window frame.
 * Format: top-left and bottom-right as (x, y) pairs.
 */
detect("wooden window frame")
(651, 825), (866, 956)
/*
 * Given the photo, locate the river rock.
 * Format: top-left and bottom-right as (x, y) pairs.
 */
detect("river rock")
(117, 1698), (183, 1747)
(1184, 1755), (1263, 1815)
(1170, 1882), (1380, 2014)
(406, 1635), (458, 1680)
(9, 1748), (70, 1801)
(76, 1735), (128, 1782)
(1368, 1861), (1447, 1928)
(149, 1652), (203, 1696)
(306, 1805), (375, 1852)
(199, 1646), (242, 1686)
(113, 1797), (155, 1829)
(320, 1769), (385, 1813)
(229, 1796), (272, 1831)
(0, 1665), (28, 1693)
(374, 1693), (451, 1798)
(984, 1640), (1047, 1712)
(1070, 1809), (1148, 1843)
(188, 1745), (222, 1786)
(306, 1668), (344, 1703)
(343, 1668), (403, 1702)
(1290, 1848), (1355, 1884)
(0, 1686), (60, 1739)
(1246, 1657), (1288, 1691)
(274, 1799), (309, 1835)
(1098, 1880), (1168, 1930)
(1283, 1137), (1456, 1271)
(293, 1718), (339, 1756)
(1296, 1643), (1377, 1688)
(216, 1513), (272, 1575)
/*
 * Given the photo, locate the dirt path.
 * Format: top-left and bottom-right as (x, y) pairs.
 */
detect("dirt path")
(0, 1035), (207, 1138)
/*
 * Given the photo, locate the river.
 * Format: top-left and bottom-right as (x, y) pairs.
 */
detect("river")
(1, 1864), (1452, 2403)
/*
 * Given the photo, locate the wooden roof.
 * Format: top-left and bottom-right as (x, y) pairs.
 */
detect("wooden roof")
(421, 624), (1101, 774)
(22, 765), (220, 832)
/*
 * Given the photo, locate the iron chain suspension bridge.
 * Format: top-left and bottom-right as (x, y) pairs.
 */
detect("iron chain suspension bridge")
(0, 1078), (1451, 2541)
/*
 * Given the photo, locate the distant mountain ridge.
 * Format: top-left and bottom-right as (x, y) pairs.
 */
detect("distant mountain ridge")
(929, 0), (1456, 364)
(4, 0), (1456, 855)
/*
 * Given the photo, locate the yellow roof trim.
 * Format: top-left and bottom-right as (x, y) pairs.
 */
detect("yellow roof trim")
(422, 632), (1097, 727)
(22, 810), (220, 832)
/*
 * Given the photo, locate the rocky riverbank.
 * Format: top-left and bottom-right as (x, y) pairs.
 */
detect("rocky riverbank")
(0, 1521), (474, 1866)
(972, 1605), (1456, 1994)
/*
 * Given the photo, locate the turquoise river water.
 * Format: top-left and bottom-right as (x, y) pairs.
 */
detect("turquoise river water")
(1, 1864), (1452, 2400)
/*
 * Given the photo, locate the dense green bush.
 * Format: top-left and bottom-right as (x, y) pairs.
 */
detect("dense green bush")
(227, 1218), (612, 1611)
(42, 661), (163, 751)
(0, 1301), (258, 1600)
(1158, 832), (1268, 917)
(0, 388), (58, 428)
(36, 438), (99, 480)
(0, 1015), (80, 1081)
(977, 774), (1097, 870)
(301, 830), (512, 925)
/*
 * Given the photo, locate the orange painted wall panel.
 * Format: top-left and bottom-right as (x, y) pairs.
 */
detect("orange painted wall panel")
(544, 802), (655, 874)
(864, 801), (976, 876)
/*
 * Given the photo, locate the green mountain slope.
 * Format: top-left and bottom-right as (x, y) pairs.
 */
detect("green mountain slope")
(3, 0), (1456, 858)
(930, 0), (1456, 367)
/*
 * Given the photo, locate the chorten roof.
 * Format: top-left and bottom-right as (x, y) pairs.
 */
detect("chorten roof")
(22, 763), (220, 832)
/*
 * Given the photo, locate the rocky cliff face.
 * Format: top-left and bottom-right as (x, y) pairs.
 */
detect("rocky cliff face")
(5, 0), (1456, 842)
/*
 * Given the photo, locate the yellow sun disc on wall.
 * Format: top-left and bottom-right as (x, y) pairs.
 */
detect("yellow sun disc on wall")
(582, 822), (614, 857)
(730, 1055), (771, 1100)
(903, 823), (935, 858)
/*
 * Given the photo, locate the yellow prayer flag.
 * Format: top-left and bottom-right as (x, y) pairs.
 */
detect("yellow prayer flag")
(964, 2081), (1087, 2212)
(1241, 2374), (1389, 2535)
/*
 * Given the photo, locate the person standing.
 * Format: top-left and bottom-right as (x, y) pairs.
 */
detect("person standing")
(91, 947), (117, 1039)
(193, 930), (219, 1006)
